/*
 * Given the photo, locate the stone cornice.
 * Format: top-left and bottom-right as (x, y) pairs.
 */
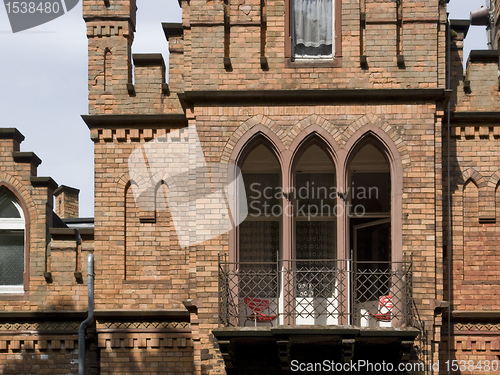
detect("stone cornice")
(180, 88), (450, 105)
(82, 114), (188, 129)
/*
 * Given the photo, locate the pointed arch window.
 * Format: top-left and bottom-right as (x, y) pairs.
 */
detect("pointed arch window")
(226, 129), (403, 327)
(293, 142), (337, 268)
(348, 141), (392, 326)
(0, 191), (25, 293)
(239, 143), (281, 268)
(348, 142), (391, 266)
(292, 142), (337, 325)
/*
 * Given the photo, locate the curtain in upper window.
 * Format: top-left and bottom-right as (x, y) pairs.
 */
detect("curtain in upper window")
(293, 0), (333, 58)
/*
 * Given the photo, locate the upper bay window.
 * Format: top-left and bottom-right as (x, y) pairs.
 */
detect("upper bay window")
(293, 0), (334, 59)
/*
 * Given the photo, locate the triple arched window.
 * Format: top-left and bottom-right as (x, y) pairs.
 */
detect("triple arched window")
(237, 134), (393, 267)
(0, 190), (25, 293)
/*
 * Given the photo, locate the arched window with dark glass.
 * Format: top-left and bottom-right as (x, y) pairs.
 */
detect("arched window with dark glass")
(348, 141), (391, 267)
(0, 191), (25, 293)
(292, 142), (337, 325)
(239, 141), (281, 299)
(348, 141), (392, 325)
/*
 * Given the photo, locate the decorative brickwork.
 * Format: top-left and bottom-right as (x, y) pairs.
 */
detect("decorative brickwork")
(2, 0), (500, 373)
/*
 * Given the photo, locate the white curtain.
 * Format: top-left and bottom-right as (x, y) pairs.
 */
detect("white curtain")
(294, 0), (333, 56)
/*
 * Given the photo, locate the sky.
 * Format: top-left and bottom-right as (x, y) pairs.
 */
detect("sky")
(0, 0), (490, 218)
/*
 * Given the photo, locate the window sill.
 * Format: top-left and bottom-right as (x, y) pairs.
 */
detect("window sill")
(0, 289), (28, 301)
(0, 286), (24, 294)
(285, 57), (342, 68)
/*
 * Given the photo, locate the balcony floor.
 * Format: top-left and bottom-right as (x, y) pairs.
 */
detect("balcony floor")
(213, 325), (420, 375)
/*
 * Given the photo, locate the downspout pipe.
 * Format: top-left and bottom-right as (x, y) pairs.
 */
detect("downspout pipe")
(79, 253), (95, 375)
(446, 13), (452, 375)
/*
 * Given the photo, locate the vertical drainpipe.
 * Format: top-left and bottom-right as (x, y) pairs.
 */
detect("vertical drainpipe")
(446, 12), (452, 375)
(79, 254), (95, 375)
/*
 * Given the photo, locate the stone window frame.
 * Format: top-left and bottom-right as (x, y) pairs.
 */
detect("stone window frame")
(229, 124), (403, 267)
(284, 0), (343, 68)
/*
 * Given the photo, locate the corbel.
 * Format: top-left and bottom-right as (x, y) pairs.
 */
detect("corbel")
(399, 340), (414, 362)
(277, 339), (290, 370)
(217, 340), (236, 370)
(341, 338), (355, 363)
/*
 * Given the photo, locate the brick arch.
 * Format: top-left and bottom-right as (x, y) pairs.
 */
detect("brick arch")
(457, 168), (486, 189)
(488, 170), (500, 190)
(116, 173), (134, 205)
(0, 172), (36, 224)
(342, 122), (405, 263)
(226, 121), (286, 263)
(221, 115), (283, 164)
(116, 172), (131, 195)
(342, 115), (409, 167)
(285, 115), (342, 149)
(0, 173), (37, 292)
(103, 48), (112, 92)
(287, 124), (341, 187)
(343, 123), (406, 176)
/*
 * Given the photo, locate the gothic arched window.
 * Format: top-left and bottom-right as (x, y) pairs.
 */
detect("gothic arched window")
(0, 191), (25, 293)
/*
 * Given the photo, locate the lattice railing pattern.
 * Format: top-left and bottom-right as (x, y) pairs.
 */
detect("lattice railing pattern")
(218, 255), (414, 328)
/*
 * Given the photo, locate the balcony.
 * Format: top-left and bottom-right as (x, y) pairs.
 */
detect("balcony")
(214, 256), (424, 374)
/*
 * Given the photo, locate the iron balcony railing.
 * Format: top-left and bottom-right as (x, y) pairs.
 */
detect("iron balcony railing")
(218, 255), (415, 328)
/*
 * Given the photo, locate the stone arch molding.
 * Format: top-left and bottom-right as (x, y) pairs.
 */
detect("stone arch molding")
(222, 115), (281, 164)
(227, 113), (407, 262)
(285, 114), (341, 149)
(342, 114), (410, 166)
(226, 113), (409, 170)
(0, 172), (36, 223)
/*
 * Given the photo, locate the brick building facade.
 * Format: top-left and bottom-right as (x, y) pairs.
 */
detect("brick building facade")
(0, 0), (500, 374)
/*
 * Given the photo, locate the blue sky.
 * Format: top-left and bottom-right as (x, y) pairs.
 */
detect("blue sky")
(0, 0), (489, 217)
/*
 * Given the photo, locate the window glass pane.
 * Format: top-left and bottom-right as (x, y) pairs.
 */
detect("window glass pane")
(239, 221), (279, 264)
(349, 143), (390, 215)
(353, 221), (391, 302)
(0, 195), (21, 219)
(296, 221), (335, 260)
(293, 0), (333, 57)
(239, 221), (279, 298)
(244, 173), (281, 217)
(239, 143), (281, 268)
(296, 221), (336, 298)
(0, 230), (24, 286)
(351, 172), (390, 214)
(296, 173), (336, 215)
(294, 144), (337, 264)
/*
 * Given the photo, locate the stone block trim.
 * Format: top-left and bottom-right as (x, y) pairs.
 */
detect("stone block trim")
(451, 125), (500, 139)
(0, 335), (78, 351)
(97, 333), (193, 349)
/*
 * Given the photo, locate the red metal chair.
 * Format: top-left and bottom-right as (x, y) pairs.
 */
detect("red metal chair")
(243, 297), (277, 327)
(369, 295), (393, 322)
